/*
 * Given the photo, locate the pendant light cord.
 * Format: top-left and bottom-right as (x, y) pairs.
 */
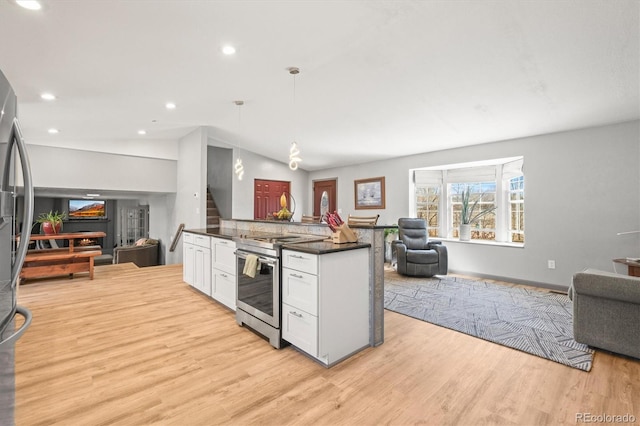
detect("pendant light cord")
(292, 72), (297, 142)
(288, 67), (302, 171)
(234, 100), (245, 180)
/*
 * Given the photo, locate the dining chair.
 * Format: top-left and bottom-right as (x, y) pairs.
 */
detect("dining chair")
(347, 214), (379, 226)
(301, 215), (321, 223)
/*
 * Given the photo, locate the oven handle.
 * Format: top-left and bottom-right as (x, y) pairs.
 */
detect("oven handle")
(234, 250), (278, 266)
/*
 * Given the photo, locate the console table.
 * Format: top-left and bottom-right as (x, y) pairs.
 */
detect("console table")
(613, 258), (640, 277)
(20, 232), (106, 281)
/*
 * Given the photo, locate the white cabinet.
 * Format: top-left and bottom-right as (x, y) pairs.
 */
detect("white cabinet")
(281, 247), (369, 366)
(281, 303), (318, 355)
(282, 269), (318, 315)
(183, 232), (211, 296)
(183, 241), (195, 284)
(211, 237), (237, 310)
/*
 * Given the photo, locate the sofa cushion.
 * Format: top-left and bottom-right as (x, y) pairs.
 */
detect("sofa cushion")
(135, 238), (159, 246)
(572, 268), (640, 304)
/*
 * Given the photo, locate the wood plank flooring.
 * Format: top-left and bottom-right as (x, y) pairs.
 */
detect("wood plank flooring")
(14, 263), (640, 425)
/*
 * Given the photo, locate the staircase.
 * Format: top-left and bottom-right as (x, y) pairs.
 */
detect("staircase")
(207, 187), (221, 228)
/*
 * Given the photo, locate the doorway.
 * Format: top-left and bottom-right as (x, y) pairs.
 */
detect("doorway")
(254, 179), (291, 220)
(313, 179), (337, 216)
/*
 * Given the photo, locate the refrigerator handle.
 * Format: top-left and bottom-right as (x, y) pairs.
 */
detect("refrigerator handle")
(0, 306), (32, 347)
(5, 119), (34, 286)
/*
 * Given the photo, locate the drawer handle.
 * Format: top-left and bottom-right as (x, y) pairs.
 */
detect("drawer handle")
(290, 311), (303, 318)
(220, 273), (228, 278)
(289, 255), (306, 259)
(219, 241), (228, 245)
(290, 273), (304, 279)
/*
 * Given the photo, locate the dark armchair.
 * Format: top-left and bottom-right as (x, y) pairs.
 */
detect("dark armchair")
(113, 238), (159, 267)
(393, 218), (447, 277)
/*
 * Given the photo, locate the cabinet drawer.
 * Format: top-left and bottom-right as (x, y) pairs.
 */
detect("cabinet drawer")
(193, 234), (211, 249)
(282, 250), (318, 275)
(282, 268), (318, 316)
(212, 270), (236, 311)
(213, 239), (237, 275)
(183, 232), (195, 244)
(282, 302), (318, 356)
(211, 237), (235, 248)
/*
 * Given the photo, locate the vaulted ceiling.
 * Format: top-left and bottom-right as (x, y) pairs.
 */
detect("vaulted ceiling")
(0, 0), (638, 171)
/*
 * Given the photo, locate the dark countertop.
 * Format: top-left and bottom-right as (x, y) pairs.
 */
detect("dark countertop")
(184, 228), (370, 254)
(184, 227), (253, 240)
(281, 240), (370, 254)
(226, 218), (395, 230)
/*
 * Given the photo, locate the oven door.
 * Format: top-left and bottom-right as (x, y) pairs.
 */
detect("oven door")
(235, 249), (279, 328)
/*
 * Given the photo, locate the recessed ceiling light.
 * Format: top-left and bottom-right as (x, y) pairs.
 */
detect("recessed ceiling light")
(138, 129), (147, 135)
(165, 102), (176, 110)
(16, 1), (42, 10)
(222, 45), (236, 55)
(48, 128), (59, 134)
(86, 193), (100, 197)
(40, 92), (56, 101)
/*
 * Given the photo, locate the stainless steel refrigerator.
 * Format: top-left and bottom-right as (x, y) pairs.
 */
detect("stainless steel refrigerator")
(0, 68), (34, 425)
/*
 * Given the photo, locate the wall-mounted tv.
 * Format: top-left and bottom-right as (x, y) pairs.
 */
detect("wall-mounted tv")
(68, 199), (106, 219)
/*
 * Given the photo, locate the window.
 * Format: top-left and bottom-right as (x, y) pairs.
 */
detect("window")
(450, 182), (496, 240)
(412, 157), (524, 244)
(509, 175), (525, 243)
(415, 186), (440, 237)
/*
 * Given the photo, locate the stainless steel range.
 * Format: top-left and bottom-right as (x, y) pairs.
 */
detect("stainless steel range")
(233, 233), (326, 348)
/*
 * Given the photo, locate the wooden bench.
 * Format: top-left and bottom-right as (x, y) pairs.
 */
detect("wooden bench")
(21, 249), (102, 281)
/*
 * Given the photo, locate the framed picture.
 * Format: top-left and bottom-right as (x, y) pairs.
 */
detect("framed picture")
(354, 176), (385, 210)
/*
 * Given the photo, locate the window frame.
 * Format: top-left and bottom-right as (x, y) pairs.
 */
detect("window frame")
(412, 157), (524, 245)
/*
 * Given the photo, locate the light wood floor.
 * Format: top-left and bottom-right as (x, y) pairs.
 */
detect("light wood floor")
(14, 264), (640, 425)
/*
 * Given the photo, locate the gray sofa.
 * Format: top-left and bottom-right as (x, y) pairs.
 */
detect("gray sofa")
(569, 269), (640, 359)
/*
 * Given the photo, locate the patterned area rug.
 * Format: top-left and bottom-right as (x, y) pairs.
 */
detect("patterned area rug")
(384, 271), (594, 371)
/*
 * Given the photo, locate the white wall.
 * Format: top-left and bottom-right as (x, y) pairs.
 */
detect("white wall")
(27, 145), (177, 193)
(181, 127), (209, 229)
(147, 193), (176, 265)
(309, 121), (640, 288)
(28, 138), (179, 160)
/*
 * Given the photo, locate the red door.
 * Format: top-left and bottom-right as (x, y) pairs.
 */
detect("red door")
(313, 179), (337, 216)
(254, 179), (291, 220)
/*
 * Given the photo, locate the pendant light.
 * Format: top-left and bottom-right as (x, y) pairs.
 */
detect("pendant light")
(234, 100), (245, 181)
(288, 67), (302, 171)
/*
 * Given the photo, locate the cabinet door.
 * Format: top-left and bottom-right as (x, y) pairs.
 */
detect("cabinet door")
(213, 270), (236, 311)
(282, 268), (318, 316)
(282, 302), (318, 356)
(183, 244), (195, 286)
(213, 239), (236, 275)
(194, 247), (211, 295)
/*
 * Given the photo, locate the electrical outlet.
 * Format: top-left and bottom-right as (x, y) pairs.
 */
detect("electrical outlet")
(548, 260), (556, 269)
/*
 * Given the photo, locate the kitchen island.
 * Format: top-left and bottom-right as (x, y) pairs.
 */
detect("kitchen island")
(183, 218), (385, 364)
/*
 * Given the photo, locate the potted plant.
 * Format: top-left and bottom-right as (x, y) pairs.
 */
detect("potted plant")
(460, 187), (496, 241)
(384, 225), (398, 262)
(37, 210), (66, 235)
